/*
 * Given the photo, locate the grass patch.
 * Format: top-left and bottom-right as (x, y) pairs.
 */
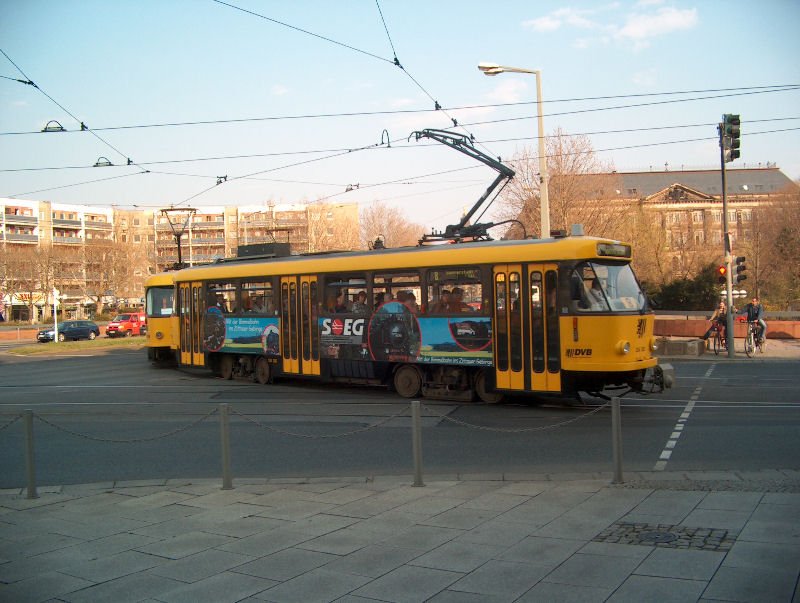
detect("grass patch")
(11, 336), (146, 356)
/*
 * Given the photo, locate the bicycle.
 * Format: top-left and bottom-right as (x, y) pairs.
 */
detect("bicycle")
(743, 321), (765, 357)
(711, 324), (726, 356)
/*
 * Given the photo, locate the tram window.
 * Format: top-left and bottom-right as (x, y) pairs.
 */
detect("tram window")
(374, 271), (420, 312)
(568, 261), (645, 312)
(426, 268), (483, 313)
(241, 280), (274, 315)
(322, 274), (367, 314)
(146, 287), (173, 317)
(208, 282), (237, 314)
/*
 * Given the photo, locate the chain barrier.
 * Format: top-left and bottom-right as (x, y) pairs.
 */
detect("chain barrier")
(0, 413), (22, 432)
(229, 405), (410, 439)
(32, 407), (219, 443)
(421, 401), (610, 433)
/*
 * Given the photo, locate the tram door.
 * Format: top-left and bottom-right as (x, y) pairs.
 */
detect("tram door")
(493, 265), (561, 393)
(179, 281), (205, 367)
(279, 275), (320, 376)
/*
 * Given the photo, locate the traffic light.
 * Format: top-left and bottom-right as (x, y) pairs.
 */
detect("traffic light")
(721, 114), (741, 163)
(734, 255), (747, 283)
(717, 265), (727, 284)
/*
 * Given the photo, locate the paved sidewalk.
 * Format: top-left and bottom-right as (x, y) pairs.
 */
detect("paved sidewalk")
(1, 471), (799, 602)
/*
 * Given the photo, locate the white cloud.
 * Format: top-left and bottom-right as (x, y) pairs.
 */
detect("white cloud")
(524, 15), (561, 32)
(487, 79), (529, 104)
(270, 84), (289, 96)
(524, 7), (603, 32)
(616, 6), (698, 42)
(524, 3), (699, 50)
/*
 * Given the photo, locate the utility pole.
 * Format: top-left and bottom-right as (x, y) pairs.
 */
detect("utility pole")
(718, 114), (741, 358)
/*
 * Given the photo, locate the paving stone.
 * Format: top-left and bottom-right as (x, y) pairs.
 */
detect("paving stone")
(409, 540), (503, 573)
(150, 549), (254, 582)
(447, 559), (550, 598)
(154, 570), (276, 603)
(323, 544), (423, 579)
(607, 574), (706, 603)
(232, 547), (337, 581)
(352, 564), (462, 603)
(257, 567), (370, 603)
(634, 547), (725, 580)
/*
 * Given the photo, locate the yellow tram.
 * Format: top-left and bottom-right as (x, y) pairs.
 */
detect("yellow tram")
(145, 235), (672, 402)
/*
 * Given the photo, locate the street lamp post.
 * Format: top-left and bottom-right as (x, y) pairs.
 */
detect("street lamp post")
(478, 62), (550, 238)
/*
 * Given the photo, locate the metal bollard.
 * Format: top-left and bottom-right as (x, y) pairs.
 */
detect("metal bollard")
(25, 410), (38, 499)
(611, 397), (624, 484)
(219, 403), (233, 490)
(411, 401), (424, 487)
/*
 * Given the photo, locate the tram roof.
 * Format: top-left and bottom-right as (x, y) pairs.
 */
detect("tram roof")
(168, 235), (628, 282)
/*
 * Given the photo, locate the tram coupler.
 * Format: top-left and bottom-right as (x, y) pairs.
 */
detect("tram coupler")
(643, 363), (674, 393)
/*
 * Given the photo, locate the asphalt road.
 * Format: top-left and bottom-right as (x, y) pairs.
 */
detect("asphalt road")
(0, 348), (798, 488)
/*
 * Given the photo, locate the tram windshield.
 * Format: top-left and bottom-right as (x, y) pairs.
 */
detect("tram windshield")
(567, 261), (647, 313)
(146, 286), (174, 317)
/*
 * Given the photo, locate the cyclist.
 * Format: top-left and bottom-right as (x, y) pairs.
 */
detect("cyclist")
(738, 296), (767, 345)
(701, 300), (730, 343)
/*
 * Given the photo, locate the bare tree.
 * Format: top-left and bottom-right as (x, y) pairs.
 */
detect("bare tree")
(360, 202), (425, 248)
(497, 128), (629, 238)
(751, 192), (800, 308)
(3, 245), (43, 322)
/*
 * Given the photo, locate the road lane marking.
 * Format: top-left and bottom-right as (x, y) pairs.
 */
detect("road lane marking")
(654, 363), (715, 471)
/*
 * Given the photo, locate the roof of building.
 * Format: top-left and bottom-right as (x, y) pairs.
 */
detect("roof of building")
(613, 167), (797, 198)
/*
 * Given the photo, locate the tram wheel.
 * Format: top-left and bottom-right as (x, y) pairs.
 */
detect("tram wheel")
(475, 371), (504, 404)
(394, 365), (422, 398)
(220, 355), (235, 380)
(254, 357), (271, 385)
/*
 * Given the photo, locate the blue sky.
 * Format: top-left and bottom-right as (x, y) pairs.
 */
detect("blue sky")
(1, 0), (798, 232)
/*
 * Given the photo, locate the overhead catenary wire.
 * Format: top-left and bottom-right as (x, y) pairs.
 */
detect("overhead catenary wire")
(5, 118), (798, 174)
(1, 85), (796, 137)
(0, 47), (148, 177)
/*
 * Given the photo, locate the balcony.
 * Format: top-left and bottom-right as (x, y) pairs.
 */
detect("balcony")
(191, 237), (225, 244)
(53, 218), (82, 227)
(53, 236), (83, 244)
(4, 233), (38, 242)
(84, 220), (113, 230)
(3, 214), (38, 225)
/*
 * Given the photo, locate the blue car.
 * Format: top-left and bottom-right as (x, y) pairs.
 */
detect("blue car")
(37, 320), (101, 343)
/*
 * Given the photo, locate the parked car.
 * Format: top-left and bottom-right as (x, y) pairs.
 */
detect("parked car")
(37, 320), (101, 343)
(105, 312), (147, 337)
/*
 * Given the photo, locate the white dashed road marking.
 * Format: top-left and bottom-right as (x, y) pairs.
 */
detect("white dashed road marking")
(653, 364), (715, 471)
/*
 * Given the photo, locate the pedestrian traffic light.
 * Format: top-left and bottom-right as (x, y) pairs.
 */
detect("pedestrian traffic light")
(717, 265), (727, 284)
(734, 255), (747, 283)
(721, 114), (741, 163)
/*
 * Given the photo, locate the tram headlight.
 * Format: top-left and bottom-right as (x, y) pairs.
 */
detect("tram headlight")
(155, 331), (164, 340)
(650, 337), (658, 352)
(616, 340), (631, 355)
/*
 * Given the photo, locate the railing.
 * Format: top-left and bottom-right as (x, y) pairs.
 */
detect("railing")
(1, 399), (624, 498)
(3, 214), (38, 224)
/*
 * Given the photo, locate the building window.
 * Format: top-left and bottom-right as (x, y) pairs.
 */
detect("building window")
(134, 234), (141, 242)
(692, 211), (704, 223)
(712, 210), (722, 223)
(134, 218), (140, 226)
(741, 209), (752, 221)
(712, 231), (722, 244)
(728, 210), (737, 223)
(694, 231), (704, 245)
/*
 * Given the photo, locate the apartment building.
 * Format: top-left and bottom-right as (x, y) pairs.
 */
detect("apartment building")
(1, 199), (360, 320)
